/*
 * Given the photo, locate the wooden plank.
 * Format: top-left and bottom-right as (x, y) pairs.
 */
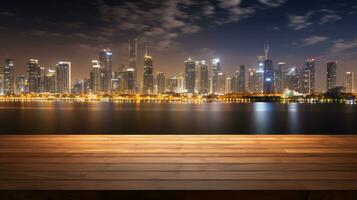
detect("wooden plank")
(1, 171), (357, 180)
(2, 163), (357, 172)
(1, 180), (357, 190)
(1, 135), (357, 190)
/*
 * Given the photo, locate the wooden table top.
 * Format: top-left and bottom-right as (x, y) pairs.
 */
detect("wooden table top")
(1, 135), (357, 190)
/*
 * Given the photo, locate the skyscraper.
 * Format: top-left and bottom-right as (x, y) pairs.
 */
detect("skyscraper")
(275, 62), (286, 93)
(26, 59), (41, 93)
(237, 65), (246, 93)
(217, 72), (226, 94)
(15, 76), (26, 95)
(3, 59), (15, 95)
(56, 61), (71, 94)
(302, 59), (316, 94)
(143, 50), (154, 95)
(199, 60), (209, 94)
(184, 58), (196, 93)
(284, 67), (302, 92)
(99, 49), (112, 93)
(90, 60), (101, 93)
(167, 77), (178, 93)
(44, 69), (56, 93)
(129, 38), (138, 91)
(211, 58), (221, 94)
(263, 59), (274, 94)
(326, 61), (337, 91)
(126, 68), (135, 93)
(346, 72), (355, 93)
(157, 72), (166, 94)
(248, 68), (264, 94)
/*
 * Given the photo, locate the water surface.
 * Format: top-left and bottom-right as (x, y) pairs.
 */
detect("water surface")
(0, 101), (356, 134)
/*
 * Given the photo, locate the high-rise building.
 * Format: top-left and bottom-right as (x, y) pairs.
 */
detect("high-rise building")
(302, 59), (316, 94)
(217, 72), (226, 94)
(3, 59), (15, 95)
(15, 76), (26, 95)
(72, 80), (84, 95)
(26, 59), (41, 93)
(184, 58), (196, 93)
(157, 72), (166, 94)
(56, 61), (71, 94)
(99, 49), (112, 93)
(326, 61), (337, 91)
(263, 59), (274, 94)
(231, 71), (238, 93)
(126, 68), (135, 93)
(275, 62), (286, 93)
(237, 65), (246, 93)
(346, 72), (355, 93)
(225, 76), (232, 94)
(143, 50), (154, 95)
(177, 74), (184, 93)
(90, 60), (101, 93)
(211, 58), (221, 94)
(44, 69), (56, 93)
(284, 67), (301, 92)
(248, 68), (263, 94)
(129, 38), (138, 90)
(0, 74), (4, 94)
(167, 77), (178, 93)
(199, 60), (209, 94)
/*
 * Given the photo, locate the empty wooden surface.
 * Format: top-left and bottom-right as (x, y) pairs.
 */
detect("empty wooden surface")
(1, 135), (357, 190)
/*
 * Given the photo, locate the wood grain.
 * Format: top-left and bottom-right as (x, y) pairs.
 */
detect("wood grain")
(1, 135), (357, 190)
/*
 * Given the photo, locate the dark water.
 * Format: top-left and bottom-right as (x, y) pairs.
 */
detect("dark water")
(0, 101), (356, 134)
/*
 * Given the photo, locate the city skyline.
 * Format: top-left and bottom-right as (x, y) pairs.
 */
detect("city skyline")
(1, 41), (357, 96)
(0, 0), (357, 90)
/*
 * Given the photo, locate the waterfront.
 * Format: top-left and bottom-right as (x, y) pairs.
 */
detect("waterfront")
(0, 101), (356, 134)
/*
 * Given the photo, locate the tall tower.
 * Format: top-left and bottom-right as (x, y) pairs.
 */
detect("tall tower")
(303, 59), (316, 94)
(99, 49), (112, 93)
(26, 59), (41, 93)
(263, 45), (274, 94)
(211, 58), (221, 94)
(90, 60), (101, 93)
(56, 61), (71, 94)
(3, 59), (15, 95)
(143, 48), (154, 95)
(184, 57), (196, 94)
(129, 38), (138, 91)
(199, 60), (209, 94)
(238, 65), (246, 93)
(326, 61), (337, 91)
(264, 44), (269, 60)
(345, 72), (355, 93)
(157, 72), (166, 94)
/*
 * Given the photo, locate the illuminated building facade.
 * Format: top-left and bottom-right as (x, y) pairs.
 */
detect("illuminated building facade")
(237, 65), (246, 93)
(157, 72), (166, 94)
(302, 59), (316, 94)
(99, 49), (112, 93)
(90, 60), (101, 93)
(199, 60), (209, 94)
(128, 38), (138, 91)
(184, 58), (196, 93)
(3, 59), (15, 95)
(44, 69), (56, 93)
(263, 59), (274, 94)
(143, 51), (154, 95)
(26, 59), (41, 93)
(346, 72), (356, 93)
(211, 58), (221, 94)
(326, 61), (337, 91)
(56, 62), (71, 94)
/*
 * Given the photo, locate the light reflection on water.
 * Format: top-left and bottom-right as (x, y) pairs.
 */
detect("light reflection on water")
(0, 101), (355, 134)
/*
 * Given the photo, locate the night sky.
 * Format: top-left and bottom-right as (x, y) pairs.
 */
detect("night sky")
(0, 0), (357, 91)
